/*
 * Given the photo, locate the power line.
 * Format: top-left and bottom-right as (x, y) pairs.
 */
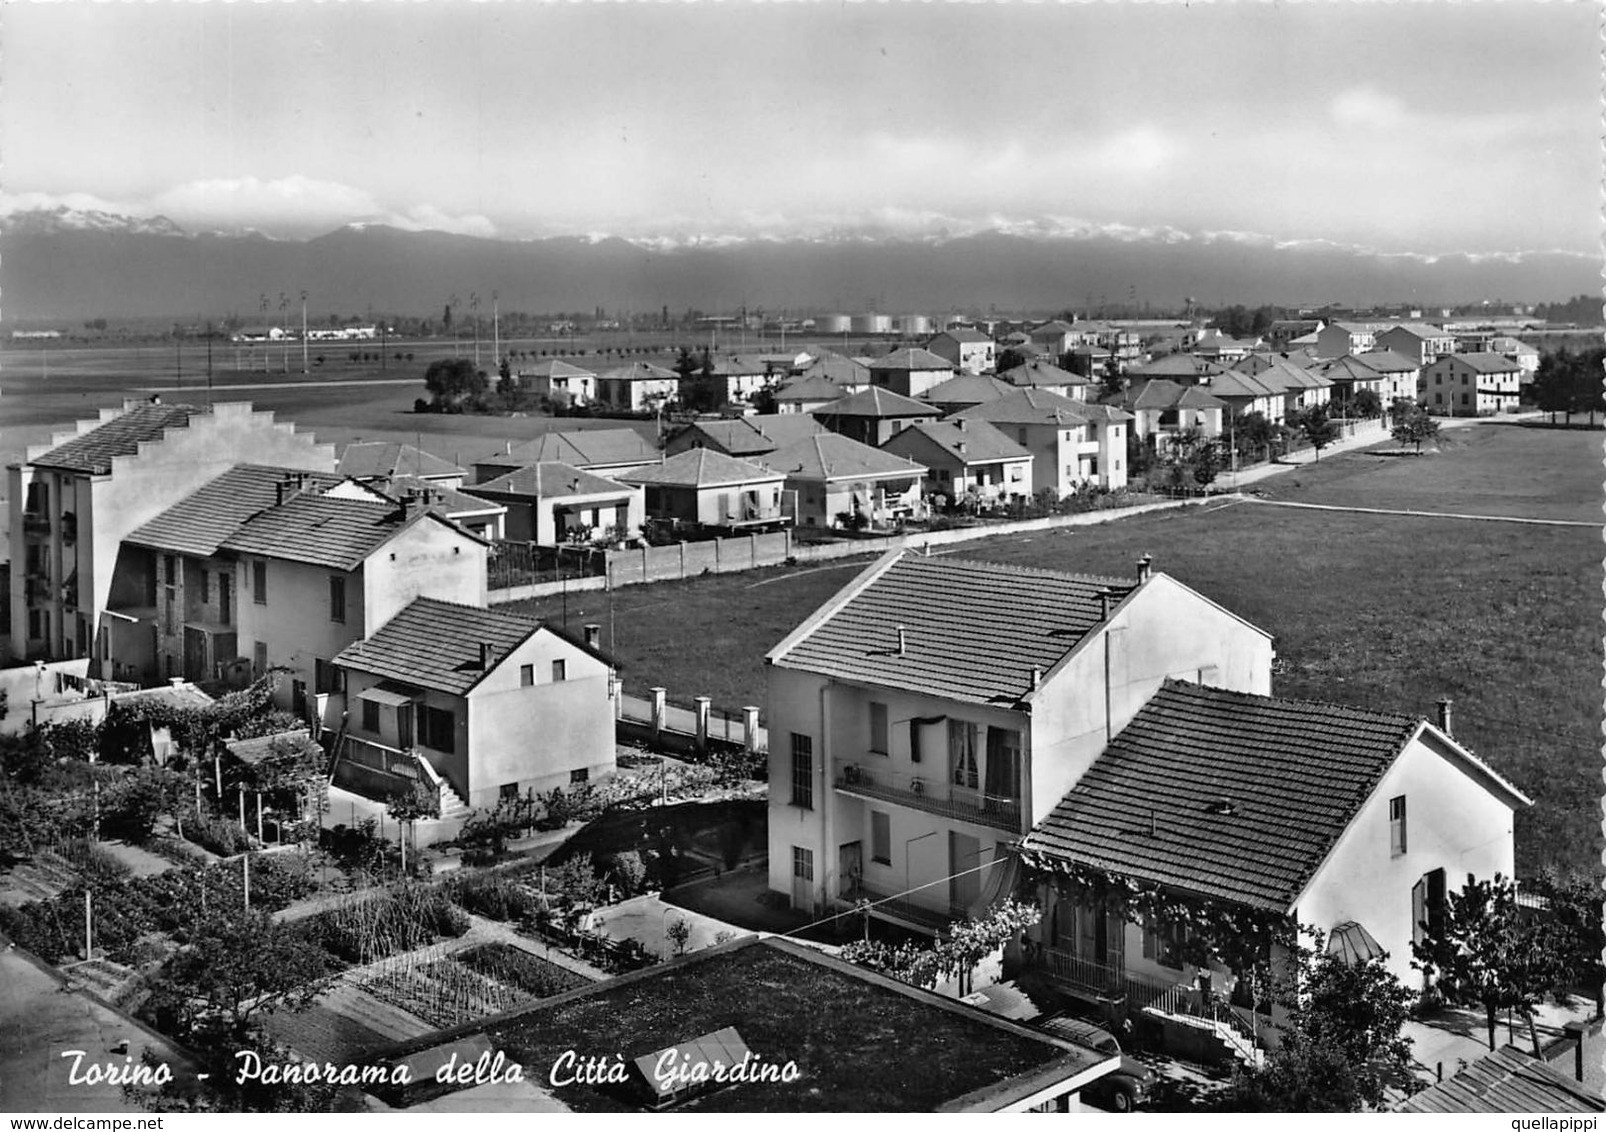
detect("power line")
(772, 853), (1008, 942)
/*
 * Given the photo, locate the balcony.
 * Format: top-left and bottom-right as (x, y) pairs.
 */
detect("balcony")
(834, 759), (1022, 833)
(843, 878), (960, 935)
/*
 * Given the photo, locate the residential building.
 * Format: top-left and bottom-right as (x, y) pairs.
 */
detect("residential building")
(709, 354), (774, 406)
(620, 449), (792, 535)
(926, 328), (997, 375)
(515, 359), (598, 406)
(1420, 353), (1523, 416)
(920, 374), (1019, 415)
(374, 936), (1117, 1113)
(1127, 353), (1229, 384)
(663, 414), (826, 460)
(1026, 320), (1086, 359)
(866, 348), (957, 399)
(951, 388), (1131, 493)
(1103, 380), (1227, 448)
(1396, 1047), (1605, 1113)
(9, 401), (335, 668)
(773, 373), (853, 415)
(791, 347), (872, 390)
(377, 476), (507, 542)
(764, 551), (1274, 930)
(336, 442), (465, 490)
(880, 419), (1034, 507)
(1195, 369), (1286, 426)
(761, 434), (927, 530)
(471, 429), (662, 484)
(1190, 330), (1261, 364)
(594, 361), (680, 413)
(1375, 323), (1457, 368)
(1321, 350), (1420, 410)
(814, 387), (941, 447)
(1314, 321), (1379, 359)
(1264, 319), (1325, 351)
(462, 462), (642, 545)
(997, 359), (1093, 402)
(1491, 336), (1541, 384)
(333, 598), (617, 812)
(1236, 355), (1334, 415)
(1018, 683), (1528, 1006)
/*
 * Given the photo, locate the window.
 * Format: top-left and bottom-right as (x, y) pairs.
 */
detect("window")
(28, 608), (44, 641)
(871, 811), (891, 865)
(869, 702), (888, 755)
(791, 845), (814, 881)
(253, 560), (268, 605)
(949, 720), (979, 789)
(570, 767), (589, 785)
(329, 576), (346, 623)
(163, 555), (176, 585)
(520, 664), (534, 687)
(314, 658), (340, 695)
(253, 641), (268, 676)
(199, 570), (210, 605)
(790, 733), (814, 810)
(419, 704), (457, 753)
(909, 720), (923, 764)
(551, 659), (567, 683)
(219, 574), (232, 623)
(361, 698), (379, 733)
(500, 782), (520, 802)
(1389, 795), (1407, 856)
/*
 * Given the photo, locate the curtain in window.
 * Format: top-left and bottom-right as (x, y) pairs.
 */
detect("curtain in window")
(949, 720), (978, 788)
(984, 726), (1022, 802)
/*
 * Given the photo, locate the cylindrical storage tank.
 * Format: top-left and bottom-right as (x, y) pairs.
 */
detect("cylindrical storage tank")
(817, 314), (852, 335)
(899, 314), (933, 337)
(850, 313), (877, 335)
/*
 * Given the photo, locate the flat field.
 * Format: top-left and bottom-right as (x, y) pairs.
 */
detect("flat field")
(514, 425), (1602, 875)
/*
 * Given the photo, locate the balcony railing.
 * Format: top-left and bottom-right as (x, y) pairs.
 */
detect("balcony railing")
(338, 735), (442, 817)
(834, 759), (1022, 833)
(844, 878), (961, 934)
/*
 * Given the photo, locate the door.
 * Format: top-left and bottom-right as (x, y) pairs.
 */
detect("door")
(790, 846), (814, 913)
(397, 703), (415, 750)
(838, 842), (862, 899)
(182, 626), (206, 682)
(219, 574), (232, 624)
(949, 831), (981, 915)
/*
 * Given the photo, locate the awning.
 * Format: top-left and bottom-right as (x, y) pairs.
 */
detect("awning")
(357, 682), (418, 707)
(1327, 920), (1385, 966)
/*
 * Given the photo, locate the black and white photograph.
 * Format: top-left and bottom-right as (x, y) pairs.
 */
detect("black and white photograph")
(0, 0), (1600, 1117)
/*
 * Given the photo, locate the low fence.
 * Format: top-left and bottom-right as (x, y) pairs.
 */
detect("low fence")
(616, 688), (767, 755)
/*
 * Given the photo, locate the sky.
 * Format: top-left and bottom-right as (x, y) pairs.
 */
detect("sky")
(1, 2), (1596, 256)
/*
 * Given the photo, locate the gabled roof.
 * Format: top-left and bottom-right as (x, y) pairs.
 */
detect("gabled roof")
(1352, 349), (1420, 374)
(953, 387), (1130, 428)
(881, 420), (1032, 467)
(620, 448), (782, 488)
(1117, 379), (1226, 413)
(334, 598), (546, 696)
(219, 495), (455, 571)
(516, 359), (597, 380)
(1246, 357), (1335, 393)
(817, 387), (941, 419)
(868, 347), (953, 372)
(596, 361), (678, 383)
(1027, 319), (1078, 339)
(125, 464), (344, 557)
(337, 441), (463, 481)
(796, 350), (872, 385)
(762, 433), (927, 483)
(928, 328), (993, 345)
(484, 428), (661, 470)
(1396, 1046), (1605, 1113)
(1381, 322), (1453, 341)
(709, 354), (769, 377)
(774, 373), (849, 402)
(1443, 351), (1522, 374)
(467, 461), (635, 500)
(768, 551), (1136, 706)
(1020, 681), (1433, 911)
(998, 359), (1090, 388)
(1321, 355), (1399, 384)
(921, 374), (1018, 406)
(1130, 354), (1228, 380)
(1200, 369), (1280, 399)
(380, 476), (506, 517)
(32, 403), (204, 474)
(667, 414), (825, 456)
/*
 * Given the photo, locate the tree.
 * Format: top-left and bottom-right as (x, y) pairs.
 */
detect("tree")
(1411, 873), (1565, 1054)
(665, 916), (692, 958)
(1390, 401), (1441, 454)
(1225, 928), (1417, 1111)
(423, 357), (487, 412)
(1533, 349), (1574, 423)
(674, 347), (724, 413)
(1351, 388), (1383, 419)
(1295, 405), (1340, 460)
(1524, 868), (1606, 1019)
(996, 346), (1032, 374)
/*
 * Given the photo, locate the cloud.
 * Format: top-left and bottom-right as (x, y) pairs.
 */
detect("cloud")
(0, 189), (155, 218)
(152, 175), (383, 234)
(1329, 87), (1408, 130)
(389, 205), (498, 240)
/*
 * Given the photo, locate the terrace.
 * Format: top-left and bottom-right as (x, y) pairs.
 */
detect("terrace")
(834, 759), (1023, 834)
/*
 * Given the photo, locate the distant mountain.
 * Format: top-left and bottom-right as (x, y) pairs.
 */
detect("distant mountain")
(0, 208), (1594, 321)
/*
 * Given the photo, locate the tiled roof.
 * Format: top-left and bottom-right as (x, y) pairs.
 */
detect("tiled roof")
(337, 442), (463, 481)
(796, 350), (872, 384)
(922, 374), (1018, 406)
(468, 461), (634, 499)
(1020, 681), (1424, 911)
(868, 347), (952, 371)
(380, 476), (506, 516)
(1447, 352), (1522, 374)
(1121, 379), (1226, 413)
(516, 359), (597, 379)
(1201, 370), (1280, 399)
(769, 552), (1136, 706)
(220, 495), (438, 571)
(881, 420), (1031, 466)
(485, 428), (661, 470)
(998, 360), (1089, 388)
(1028, 319), (1078, 338)
(32, 404), (204, 474)
(817, 387), (941, 419)
(929, 328), (992, 344)
(1131, 354), (1227, 379)
(596, 361), (678, 382)
(710, 354), (769, 377)
(1396, 1047), (1605, 1113)
(774, 373), (849, 402)
(334, 598), (543, 695)
(669, 414), (825, 456)
(225, 728), (316, 767)
(1352, 349), (1419, 374)
(1382, 322), (1453, 341)
(953, 387), (1131, 427)
(621, 448), (781, 488)
(126, 465), (344, 557)
(762, 433), (927, 482)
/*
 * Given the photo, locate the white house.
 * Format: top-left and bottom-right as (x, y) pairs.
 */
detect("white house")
(926, 328), (997, 376)
(880, 419), (1035, 507)
(1314, 322), (1379, 359)
(951, 387), (1131, 493)
(764, 551), (1274, 931)
(1420, 353), (1523, 416)
(1375, 323), (1457, 368)
(594, 362), (681, 413)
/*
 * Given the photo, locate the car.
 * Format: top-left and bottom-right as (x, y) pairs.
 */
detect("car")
(1037, 1013), (1158, 1112)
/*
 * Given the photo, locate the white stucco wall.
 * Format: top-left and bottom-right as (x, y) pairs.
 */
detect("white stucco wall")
(362, 517), (486, 632)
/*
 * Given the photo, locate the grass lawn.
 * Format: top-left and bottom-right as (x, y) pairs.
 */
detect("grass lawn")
(511, 425), (1600, 877)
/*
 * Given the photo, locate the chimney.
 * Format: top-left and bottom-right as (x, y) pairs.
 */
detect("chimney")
(1030, 666), (1043, 689)
(1099, 589), (1113, 620)
(275, 481), (286, 507)
(957, 418), (968, 431)
(896, 624), (907, 656)
(479, 641), (494, 669)
(1137, 554), (1153, 584)
(583, 623), (601, 649)
(1436, 697), (1453, 736)
(955, 440), (966, 455)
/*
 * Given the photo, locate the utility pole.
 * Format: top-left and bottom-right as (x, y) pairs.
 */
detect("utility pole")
(492, 291), (500, 368)
(279, 292), (291, 373)
(300, 290), (310, 373)
(470, 292), (482, 370)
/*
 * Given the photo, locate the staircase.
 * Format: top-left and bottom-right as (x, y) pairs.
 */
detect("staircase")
(435, 780), (472, 824)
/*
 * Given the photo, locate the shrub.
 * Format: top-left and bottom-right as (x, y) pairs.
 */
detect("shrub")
(184, 810), (251, 857)
(605, 851), (647, 895)
(447, 873), (543, 922)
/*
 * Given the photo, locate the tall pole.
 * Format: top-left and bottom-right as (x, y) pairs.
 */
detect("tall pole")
(492, 291), (500, 367)
(300, 290), (310, 373)
(84, 890), (92, 961)
(279, 292), (290, 373)
(471, 292), (482, 371)
(243, 853), (250, 910)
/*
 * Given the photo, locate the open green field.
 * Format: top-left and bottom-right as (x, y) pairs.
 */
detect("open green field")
(514, 425), (1602, 876)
